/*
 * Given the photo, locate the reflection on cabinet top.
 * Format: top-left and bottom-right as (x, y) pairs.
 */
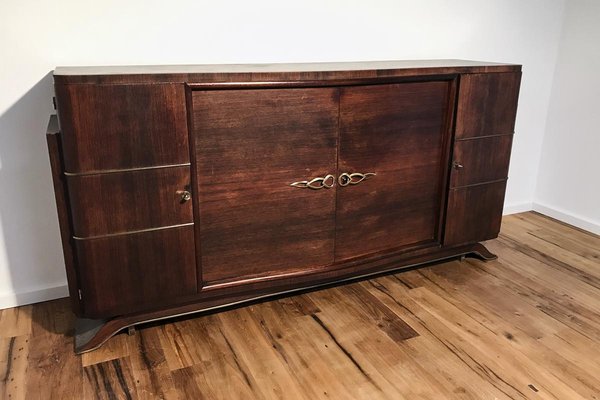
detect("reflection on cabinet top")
(53, 59), (522, 84)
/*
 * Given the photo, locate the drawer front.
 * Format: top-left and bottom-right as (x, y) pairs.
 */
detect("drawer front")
(76, 226), (197, 317)
(55, 83), (189, 173)
(444, 181), (507, 246)
(192, 87), (338, 287)
(451, 134), (513, 188)
(455, 72), (521, 139)
(336, 81), (453, 260)
(67, 167), (193, 238)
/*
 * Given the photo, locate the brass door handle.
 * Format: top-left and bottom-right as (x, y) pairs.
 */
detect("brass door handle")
(338, 172), (376, 187)
(290, 174), (335, 190)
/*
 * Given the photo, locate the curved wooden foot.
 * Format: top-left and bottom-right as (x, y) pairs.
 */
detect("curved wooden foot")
(465, 242), (497, 261)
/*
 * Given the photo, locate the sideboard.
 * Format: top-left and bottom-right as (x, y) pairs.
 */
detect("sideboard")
(47, 60), (521, 353)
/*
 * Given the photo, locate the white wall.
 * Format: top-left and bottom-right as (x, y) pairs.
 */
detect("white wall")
(534, 0), (600, 235)
(0, 0), (566, 308)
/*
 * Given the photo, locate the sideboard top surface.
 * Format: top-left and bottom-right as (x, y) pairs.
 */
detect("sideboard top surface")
(53, 59), (522, 85)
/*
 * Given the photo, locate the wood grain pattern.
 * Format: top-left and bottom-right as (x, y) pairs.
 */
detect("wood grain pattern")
(75, 226), (197, 317)
(67, 166), (192, 237)
(2, 212), (599, 399)
(46, 116), (81, 314)
(450, 134), (513, 187)
(191, 87), (339, 286)
(335, 81), (452, 260)
(444, 181), (507, 246)
(55, 83), (189, 173)
(455, 72), (522, 138)
(53, 59), (521, 85)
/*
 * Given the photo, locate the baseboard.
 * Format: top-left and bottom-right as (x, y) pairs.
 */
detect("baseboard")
(532, 202), (600, 235)
(0, 283), (68, 310)
(503, 201), (533, 216)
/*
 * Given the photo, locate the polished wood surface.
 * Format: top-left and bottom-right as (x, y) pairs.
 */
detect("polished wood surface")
(191, 88), (339, 286)
(67, 167), (192, 237)
(455, 72), (522, 139)
(75, 226), (197, 317)
(3, 212), (600, 399)
(46, 116), (81, 315)
(335, 81), (452, 260)
(55, 84), (189, 173)
(48, 61), (522, 353)
(444, 181), (507, 246)
(53, 60), (521, 85)
(450, 134), (513, 187)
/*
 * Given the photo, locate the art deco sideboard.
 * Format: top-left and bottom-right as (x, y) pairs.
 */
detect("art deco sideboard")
(46, 60), (521, 353)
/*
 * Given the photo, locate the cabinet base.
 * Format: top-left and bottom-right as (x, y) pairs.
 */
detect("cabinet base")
(74, 242), (496, 354)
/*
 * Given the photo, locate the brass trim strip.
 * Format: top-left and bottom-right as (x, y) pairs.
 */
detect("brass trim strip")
(64, 163), (191, 177)
(455, 132), (514, 141)
(450, 178), (508, 190)
(72, 222), (194, 241)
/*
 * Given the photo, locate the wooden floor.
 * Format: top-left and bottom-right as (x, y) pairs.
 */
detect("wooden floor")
(1, 212), (600, 400)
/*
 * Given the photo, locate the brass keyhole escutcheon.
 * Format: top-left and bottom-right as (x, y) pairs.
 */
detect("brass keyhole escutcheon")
(177, 190), (192, 203)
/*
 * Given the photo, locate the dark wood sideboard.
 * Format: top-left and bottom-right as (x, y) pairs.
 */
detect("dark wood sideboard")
(47, 60), (521, 353)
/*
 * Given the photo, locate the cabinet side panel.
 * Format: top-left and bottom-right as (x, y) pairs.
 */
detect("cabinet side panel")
(76, 226), (197, 318)
(46, 116), (81, 315)
(444, 181), (507, 246)
(67, 167), (193, 238)
(455, 72), (521, 139)
(450, 134), (513, 188)
(55, 83), (190, 173)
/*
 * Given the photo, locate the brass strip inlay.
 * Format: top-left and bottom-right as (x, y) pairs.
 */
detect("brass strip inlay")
(450, 178), (508, 190)
(455, 132), (514, 141)
(64, 163), (191, 177)
(72, 222), (194, 241)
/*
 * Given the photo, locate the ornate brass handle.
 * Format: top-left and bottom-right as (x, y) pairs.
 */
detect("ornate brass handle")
(290, 174), (335, 190)
(338, 172), (376, 187)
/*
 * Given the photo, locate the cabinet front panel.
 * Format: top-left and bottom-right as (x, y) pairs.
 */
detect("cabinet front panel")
(450, 134), (513, 188)
(67, 167), (192, 237)
(192, 88), (338, 286)
(55, 83), (190, 173)
(336, 81), (452, 260)
(455, 72), (521, 139)
(76, 226), (197, 317)
(444, 181), (507, 246)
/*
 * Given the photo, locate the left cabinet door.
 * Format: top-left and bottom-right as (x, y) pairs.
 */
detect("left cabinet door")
(54, 83), (198, 318)
(191, 88), (339, 288)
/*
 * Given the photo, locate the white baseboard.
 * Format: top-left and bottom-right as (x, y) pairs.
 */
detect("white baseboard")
(0, 283), (68, 310)
(532, 202), (600, 235)
(503, 201), (533, 215)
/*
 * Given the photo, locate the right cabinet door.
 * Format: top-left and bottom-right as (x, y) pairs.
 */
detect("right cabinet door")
(336, 81), (454, 261)
(444, 72), (521, 246)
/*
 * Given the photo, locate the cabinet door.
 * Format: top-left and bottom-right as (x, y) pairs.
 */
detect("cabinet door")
(445, 72), (521, 246)
(55, 84), (189, 173)
(336, 81), (453, 260)
(191, 88), (339, 287)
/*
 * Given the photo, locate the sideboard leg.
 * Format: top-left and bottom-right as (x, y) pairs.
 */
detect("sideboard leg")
(74, 317), (109, 354)
(468, 242), (497, 261)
